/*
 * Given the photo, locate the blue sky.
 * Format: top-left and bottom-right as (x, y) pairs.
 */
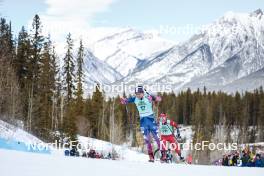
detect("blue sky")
(1, 0), (263, 42)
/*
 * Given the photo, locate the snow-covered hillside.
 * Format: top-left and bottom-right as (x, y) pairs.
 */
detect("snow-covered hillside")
(0, 119), (148, 160)
(0, 120), (42, 144)
(1, 149), (263, 176)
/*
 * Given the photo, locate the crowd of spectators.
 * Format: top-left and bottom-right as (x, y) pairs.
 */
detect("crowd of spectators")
(214, 148), (264, 167)
(64, 147), (117, 160)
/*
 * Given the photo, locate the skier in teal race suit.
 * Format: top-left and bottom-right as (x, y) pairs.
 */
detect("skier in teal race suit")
(120, 86), (161, 162)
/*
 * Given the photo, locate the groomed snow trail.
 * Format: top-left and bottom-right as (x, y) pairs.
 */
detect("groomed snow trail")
(1, 149), (263, 176)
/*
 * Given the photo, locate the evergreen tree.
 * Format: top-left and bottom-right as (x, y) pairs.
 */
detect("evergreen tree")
(63, 33), (75, 103)
(30, 14), (44, 91)
(27, 14), (45, 133)
(37, 37), (54, 141)
(0, 18), (21, 123)
(0, 18), (15, 62)
(61, 33), (77, 141)
(15, 26), (31, 88)
(50, 46), (61, 131)
(91, 84), (104, 138)
(75, 39), (84, 115)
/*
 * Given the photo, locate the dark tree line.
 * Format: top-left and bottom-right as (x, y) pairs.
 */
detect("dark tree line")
(159, 88), (264, 164)
(159, 88), (264, 143)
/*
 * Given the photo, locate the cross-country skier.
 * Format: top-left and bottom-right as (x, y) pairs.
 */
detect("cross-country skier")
(120, 85), (161, 162)
(159, 113), (184, 162)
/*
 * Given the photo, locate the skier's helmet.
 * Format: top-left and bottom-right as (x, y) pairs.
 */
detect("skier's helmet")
(135, 85), (144, 94)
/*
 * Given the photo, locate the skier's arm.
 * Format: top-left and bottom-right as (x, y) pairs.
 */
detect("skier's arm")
(120, 97), (135, 104)
(170, 120), (178, 128)
(127, 97), (136, 103)
(170, 120), (181, 138)
(147, 94), (162, 102)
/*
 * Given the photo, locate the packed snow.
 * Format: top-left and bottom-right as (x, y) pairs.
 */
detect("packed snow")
(1, 149), (263, 176)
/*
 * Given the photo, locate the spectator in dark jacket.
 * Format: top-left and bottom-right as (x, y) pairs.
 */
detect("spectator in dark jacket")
(241, 150), (250, 167)
(222, 155), (229, 166)
(88, 149), (96, 158)
(107, 152), (112, 159)
(70, 147), (77, 156)
(255, 154), (263, 167)
(64, 149), (70, 156)
(232, 152), (239, 166)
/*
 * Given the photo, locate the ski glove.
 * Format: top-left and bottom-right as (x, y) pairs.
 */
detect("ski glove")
(155, 96), (162, 102)
(177, 133), (182, 139)
(176, 128), (181, 139)
(162, 121), (167, 125)
(120, 98), (128, 105)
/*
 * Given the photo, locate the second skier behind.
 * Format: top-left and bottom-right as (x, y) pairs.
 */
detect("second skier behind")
(159, 113), (184, 162)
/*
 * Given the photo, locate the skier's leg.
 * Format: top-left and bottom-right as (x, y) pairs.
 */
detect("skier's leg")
(168, 135), (181, 155)
(160, 136), (167, 151)
(160, 135), (168, 161)
(140, 118), (154, 161)
(168, 135), (184, 160)
(143, 129), (153, 153)
(149, 117), (160, 150)
(143, 130), (155, 161)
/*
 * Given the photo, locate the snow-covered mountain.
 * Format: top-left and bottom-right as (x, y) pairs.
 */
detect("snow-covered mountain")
(83, 49), (123, 85)
(221, 67), (264, 92)
(120, 9), (264, 92)
(83, 9), (264, 93)
(88, 28), (175, 77)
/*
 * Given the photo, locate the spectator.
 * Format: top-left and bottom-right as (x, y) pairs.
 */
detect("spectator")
(107, 152), (112, 159)
(70, 147), (77, 156)
(231, 152), (239, 166)
(228, 155), (233, 166)
(241, 150), (250, 167)
(88, 149), (96, 158)
(248, 151), (255, 167)
(255, 154), (263, 167)
(95, 152), (101, 159)
(64, 149), (70, 156)
(222, 155), (229, 166)
(82, 151), (87, 157)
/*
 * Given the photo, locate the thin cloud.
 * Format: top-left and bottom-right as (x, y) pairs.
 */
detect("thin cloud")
(34, 0), (116, 42)
(25, 0), (118, 55)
